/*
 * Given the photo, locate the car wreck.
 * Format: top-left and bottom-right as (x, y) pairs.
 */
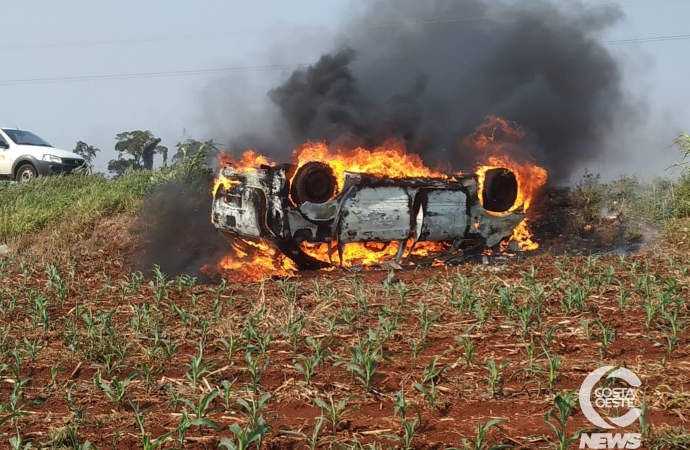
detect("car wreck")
(211, 161), (526, 269)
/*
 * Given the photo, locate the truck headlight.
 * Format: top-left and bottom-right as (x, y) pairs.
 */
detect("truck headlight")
(42, 154), (62, 163)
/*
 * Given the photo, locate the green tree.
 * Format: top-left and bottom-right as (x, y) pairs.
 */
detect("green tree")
(673, 131), (690, 171)
(172, 138), (218, 164)
(73, 141), (100, 165)
(108, 130), (168, 177)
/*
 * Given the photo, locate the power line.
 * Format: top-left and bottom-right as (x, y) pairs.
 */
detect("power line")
(0, 64), (310, 86)
(602, 33), (690, 44)
(0, 29), (688, 87)
(0, 0), (683, 50)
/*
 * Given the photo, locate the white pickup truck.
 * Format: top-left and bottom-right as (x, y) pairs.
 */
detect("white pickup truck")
(0, 127), (86, 182)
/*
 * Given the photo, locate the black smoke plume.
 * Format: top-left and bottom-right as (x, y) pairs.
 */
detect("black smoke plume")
(229, 0), (637, 183)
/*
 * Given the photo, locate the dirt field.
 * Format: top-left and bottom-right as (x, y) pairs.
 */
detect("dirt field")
(1, 203), (689, 449)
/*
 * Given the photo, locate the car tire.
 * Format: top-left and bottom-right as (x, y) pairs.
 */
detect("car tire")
(16, 163), (38, 183)
(290, 162), (337, 205)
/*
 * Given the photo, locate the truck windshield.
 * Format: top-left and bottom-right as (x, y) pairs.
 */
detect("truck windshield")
(2, 129), (53, 147)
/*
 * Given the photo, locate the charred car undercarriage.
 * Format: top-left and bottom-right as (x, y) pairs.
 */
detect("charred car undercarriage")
(211, 162), (526, 269)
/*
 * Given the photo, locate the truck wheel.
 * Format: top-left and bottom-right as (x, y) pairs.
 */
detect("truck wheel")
(16, 164), (38, 183)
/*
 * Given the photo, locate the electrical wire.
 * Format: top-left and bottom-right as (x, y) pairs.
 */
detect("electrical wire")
(0, 30), (687, 87)
(0, 0), (684, 50)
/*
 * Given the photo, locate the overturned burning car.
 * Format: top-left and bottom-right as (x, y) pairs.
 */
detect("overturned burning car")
(211, 159), (528, 270)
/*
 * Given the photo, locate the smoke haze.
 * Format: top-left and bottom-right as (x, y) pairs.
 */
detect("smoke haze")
(208, 0), (646, 183)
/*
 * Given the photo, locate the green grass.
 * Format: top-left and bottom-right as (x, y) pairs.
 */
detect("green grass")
(570, 171), (678, 224)
(0, 146), (214, 245)
(0, 172), (154, 242)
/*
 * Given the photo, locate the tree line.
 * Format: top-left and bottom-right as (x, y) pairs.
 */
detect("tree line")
(73, 130), (215, 177)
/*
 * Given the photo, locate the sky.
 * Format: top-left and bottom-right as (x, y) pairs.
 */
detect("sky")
(0, 0), (688, 180)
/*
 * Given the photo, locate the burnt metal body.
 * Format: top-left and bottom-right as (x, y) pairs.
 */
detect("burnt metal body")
(211, 163), (525, 269)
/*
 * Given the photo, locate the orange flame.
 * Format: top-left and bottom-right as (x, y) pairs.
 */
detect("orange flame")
(201, 237), (296, 283)
(471, 117), (547, 251)
(217, 149), (274, 172)
(210, 115), (547, 279)
(292, 141), (447, 190)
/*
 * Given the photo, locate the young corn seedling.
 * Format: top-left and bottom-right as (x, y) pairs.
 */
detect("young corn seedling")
(277, 278), (302, 303)
(220, 332), (243, 363)
(0, 381), (43, 436)
(137, 362), (163, 393)
(245, 317), (272, 356)
(455, 336), (476, 369)
(540, 390), (594, 450)
(98, 371), (138, 411)
(519, 346), (561, 393)
(594, 319), (617, 358)
(414, 356), (447, 410)
(9, 432), (33, 450)
(221, 378), (238, 411)
(420, 356), (447, 385)
(355, 293), (371, 316)
(313, 394), (357, 434)
(617, 282), (630, 311)
(30, 293), (49, 334)
(417, 302), (440, 339)
(282, 414), (334, 450)
(654, 309), (684, 357)
(378, 311), (401, 340)
(381, 418), (419, 450)
(458, 418), (512, 450)
(409, 337), (431, 366)
(543, 324), (564, 349)
(485, 360), (510, 398)
(507, 305), (539, 339)
(580, 318), (593, 340)
(322, 315), (342, 337)
(420, 275), (438, 295)
(340, 307), (358, 328)
(177, 390), (222, 430)
(393, 390), (422, 422)
(244, 352), (270, 391)
(661, 309), (686, 341)
(185, 341), (212, 388)
(129, 303), (154, 335)
(561, 286), (587, 315)
(237, 392), (272, 426)
(344, 339), (383, 393)
(281, 314), (306, 351)
(48, 363), (64, 389)
(306, 336), (331, 365)
(161, 337), (179, 362)
(393, 282), (412, 306)
(497, 286), (516, 314)
(167, 301), (196, 327)
(44, 263), (68, 302)
(128, 397), (173, 450)
(65, 383), (85, 424)
(150, 265), (170, 304)
(644, 299), (660, 331)
(312, 278), (334, 301)
(293, 354), (319, 386)
(22, 338), (42, 362)
(173, 409), (194, 448)
(174, 273), (196, 296)
(220, 422), (270, 450)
